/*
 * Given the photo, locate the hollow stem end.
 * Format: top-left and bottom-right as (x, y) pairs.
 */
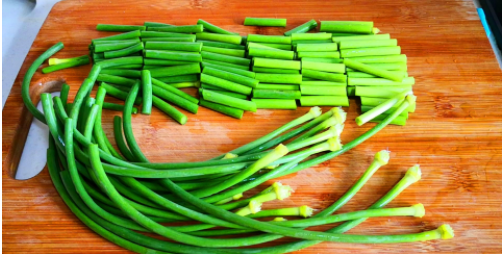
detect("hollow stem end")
(327, 136), (342, 151)
(308, 106), (322, 118)
(299, 205), (314, 218)
(374, 150), (390, 166)
(438, 224), (455, 240)
(331, 107), (347, 124)
(405, 164), (422, 183)
(411, 203), (425, 218)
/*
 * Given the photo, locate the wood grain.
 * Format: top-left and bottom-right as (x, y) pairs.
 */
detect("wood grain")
(2, 0), (501, 253)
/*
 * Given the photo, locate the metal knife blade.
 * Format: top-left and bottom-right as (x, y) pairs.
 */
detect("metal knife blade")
(2, 0), (62, 108)
(15, 91), (59, 180)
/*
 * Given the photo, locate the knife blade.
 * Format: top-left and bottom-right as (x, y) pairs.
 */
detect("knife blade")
(2, 0), (62, 108)
(15, 91), (59, 180)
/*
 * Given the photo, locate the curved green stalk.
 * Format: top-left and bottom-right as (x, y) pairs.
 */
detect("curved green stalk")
(122, 81), (149, 162)
(22, 42), (64, 123)
(210, 107), (322, 159)
(189, 204), (424, 236)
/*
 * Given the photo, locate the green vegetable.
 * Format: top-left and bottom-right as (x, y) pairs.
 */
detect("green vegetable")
(291, 32), (331, 41)
(339, 39), (398, 49)
(347, 71), (407, 78)
(248, 42), (292, 50)
(201, 51), (251, 66)
(70, 77), (97, 128)
(123, 82), (149, 162)
(355, 85), (412, 98)
(320, 21), (373, 34)
(302, 61), (345, 73)
(144, 21), (174, 27)
(301, 85), (347, 96)
(332, 33), (390, 43)
(252, 99), (297, 109)
(361, 96), (415, 111)
(344, 54), (407, 63)
(97, 74), (136, 86)
(200, 88), (248, 100)
(347, 62), (407, 72)
(22, 42), (64, 123)
(141, 70), (153, 114)
(92, 30), (141, 42)
(301, 57), (343, 63)
(167, 81), (200, 88)
(255, 84), (299, 90)
(152, 96), (188, 125)
(301, 81), (346, 86)
(297, 51), (340, 58)
(240, 165), (427, 254)
(152, 78), (198, 104)
(253, 89), (301, 99)
(341, 46), (401, 58)
(144, 41), (202, 52)
(247, 34), (292, 45)
(202, 89), (257, 112)
(291, 39), (333, 46)
(100, 82), (139, 103)
(254, 73), (302, 84)
(370, 114), (407, 126)
(100, 69), (141, 78)
(253, 58), (301, 70)
(348, 77), (415, 86)
(145, 50), (202, 62)
(42, 55), (90, 73)
(347, 86), (356, 96)
(201, 61), (255, 78)
(143, 58), (193, 66)
(248, 47), (295, 60)
(96, 24), (146, 31)
(200, 73), (253, 95)
(148, 63), (201, 78)
(148, 25), (204, 33)
(284, 19), (317, 36)
(102, 43), (143, 58)
(196, 32), (242, 45)
(152, 85), (199, 114)
(357, 92), (412, 125)
(301, 69), (347, 83)
(361, 105), (409, 118)
(92, 38), (140, 46)
(48, 55), (90, 66)
(141, 37), (196, 42)
(199, 99), (244, 119)
(102, 102), (138, 113)
(213, 106), (321, 159)
(202, 59), (251, 70)
(197, 19), (238, 35)
(21, 21), (452, 254)
(141, 31), (196, 38)
(202, 46), (246, 57)
(252, 67), (300, 74)
(198, 40), (245, 49)
(244, 17), (287, 27)
(60, 83), (70, 106)
(94, 41), (139, 52)
(300, 96), (349, 106)
(296, 43), (338, 52)
(202, 66), (258, 88)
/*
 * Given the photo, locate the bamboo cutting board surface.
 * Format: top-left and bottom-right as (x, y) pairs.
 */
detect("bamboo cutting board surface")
(2, 0), (502, 253)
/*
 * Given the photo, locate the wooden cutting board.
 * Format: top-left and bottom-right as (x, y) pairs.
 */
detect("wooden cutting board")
(2, 0), (502, 253)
